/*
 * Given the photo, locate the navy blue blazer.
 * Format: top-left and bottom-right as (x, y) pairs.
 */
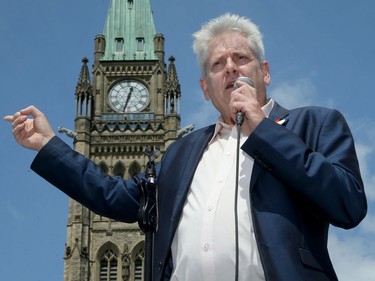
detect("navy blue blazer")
(31, 102), (367, 281)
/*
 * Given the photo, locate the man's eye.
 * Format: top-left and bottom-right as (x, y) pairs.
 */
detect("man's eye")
(211, 61), (223, 71)
(235, 55), (251, 65)
(238, 55), (247, 61)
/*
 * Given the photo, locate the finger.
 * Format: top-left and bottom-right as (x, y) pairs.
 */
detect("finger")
(3, 115), (14, 122)
(13, 121), (27, 135)
(234, 80), (247, 89)
(20, 105), (44, 119)
(229, 101), (242, 122)
(3, 110), (21, 122)
(11, 115), (28, 128)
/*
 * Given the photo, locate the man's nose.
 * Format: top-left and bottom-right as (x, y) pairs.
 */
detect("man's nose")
(225, 57), (238, 74)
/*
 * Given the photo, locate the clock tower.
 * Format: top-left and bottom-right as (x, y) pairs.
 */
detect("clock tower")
(64, 1), (181, 280)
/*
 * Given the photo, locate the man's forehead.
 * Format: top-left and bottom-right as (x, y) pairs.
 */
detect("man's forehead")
(208, 32), (251, 55)
(208, 38), (253, 59)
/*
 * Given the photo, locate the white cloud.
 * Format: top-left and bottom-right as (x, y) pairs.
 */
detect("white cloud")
(360, 213), (375, 236)
(349, 120), (375, 201)
(269, 78), (319, 108)
(356, 143), (375, 201)
(329, 123), (375, 280)
(329, 230), (375, 281)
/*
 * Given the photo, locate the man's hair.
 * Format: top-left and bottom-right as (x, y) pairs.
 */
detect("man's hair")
(192, 13), (265, 76)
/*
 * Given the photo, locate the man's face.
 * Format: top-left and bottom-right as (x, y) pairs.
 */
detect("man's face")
(200, 31), (270, 125)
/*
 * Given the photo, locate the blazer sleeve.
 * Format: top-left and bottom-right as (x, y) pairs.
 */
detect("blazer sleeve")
(243, 108), (367, 229)
(30, 136), (140, 223)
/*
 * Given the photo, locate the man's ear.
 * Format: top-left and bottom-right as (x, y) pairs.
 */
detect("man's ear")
(200, 78), (210, 100)
(262, 61), (271, 86)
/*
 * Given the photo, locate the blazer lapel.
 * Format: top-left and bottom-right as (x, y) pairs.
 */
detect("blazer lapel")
(268, 101), (289, 124)
(169, 125), (215, 222)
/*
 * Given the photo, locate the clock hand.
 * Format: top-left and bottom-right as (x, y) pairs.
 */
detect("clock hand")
(123, 86), (134, 112)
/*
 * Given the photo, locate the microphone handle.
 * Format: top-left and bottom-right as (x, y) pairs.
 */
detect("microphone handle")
(236, 112), (244, 126)
(234, 77), (254, 126)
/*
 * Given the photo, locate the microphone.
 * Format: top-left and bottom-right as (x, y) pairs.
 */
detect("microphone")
(233, 77), (254, 126)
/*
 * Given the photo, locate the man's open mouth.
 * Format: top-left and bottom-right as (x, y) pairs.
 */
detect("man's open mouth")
(226, 81), (235, 89)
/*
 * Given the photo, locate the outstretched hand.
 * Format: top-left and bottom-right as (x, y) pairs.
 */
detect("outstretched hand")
(4, 105), (55, 151)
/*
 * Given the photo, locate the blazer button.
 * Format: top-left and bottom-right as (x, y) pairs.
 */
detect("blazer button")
(158, 261), (163, 271)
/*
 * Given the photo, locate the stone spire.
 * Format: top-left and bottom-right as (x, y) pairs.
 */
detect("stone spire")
(165, 56), (181, 114)
(75, 57), (93, 117)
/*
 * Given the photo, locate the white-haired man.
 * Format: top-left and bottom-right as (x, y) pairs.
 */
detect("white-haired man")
(5, 14), (366, 281)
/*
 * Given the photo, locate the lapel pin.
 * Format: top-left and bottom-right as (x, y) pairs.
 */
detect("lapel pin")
(275, 118), (287, 125)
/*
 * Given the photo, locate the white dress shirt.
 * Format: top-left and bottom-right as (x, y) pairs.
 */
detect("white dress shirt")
(170, 100), (274, 281)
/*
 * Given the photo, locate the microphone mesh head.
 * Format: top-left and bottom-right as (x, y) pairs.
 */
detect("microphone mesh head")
(234, 77), (254, 89)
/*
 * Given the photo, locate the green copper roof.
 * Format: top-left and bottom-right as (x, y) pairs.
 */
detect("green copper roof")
(102, 0), (158, 61)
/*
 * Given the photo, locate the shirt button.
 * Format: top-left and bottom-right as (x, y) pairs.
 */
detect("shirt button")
(203, 243), (210, 252)
(208, 206), (214, 211)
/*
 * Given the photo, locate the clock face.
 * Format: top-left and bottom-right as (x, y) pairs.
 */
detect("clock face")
(108, 80), (150, 113)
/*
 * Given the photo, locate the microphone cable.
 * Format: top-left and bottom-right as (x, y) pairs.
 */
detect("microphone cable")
(233, 77), (254, 281)
(234, 120), (242, 281)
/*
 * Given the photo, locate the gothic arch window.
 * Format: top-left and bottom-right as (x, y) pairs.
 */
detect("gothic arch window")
(131, 242), (145, 281)
(134, 258), (142, 281)
(96, 242), (121, 281)
(128, 161), (141, 178)
(99, 249), (118, 281)
(113, 161), (126, 178)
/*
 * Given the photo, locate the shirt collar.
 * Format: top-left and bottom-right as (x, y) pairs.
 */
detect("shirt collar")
(208, 98), (274, 144)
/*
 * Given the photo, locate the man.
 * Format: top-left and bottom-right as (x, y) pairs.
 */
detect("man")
(5, 13), (367, 281)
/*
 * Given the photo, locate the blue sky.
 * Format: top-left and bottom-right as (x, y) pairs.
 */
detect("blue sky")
(1, 0), (374, 280)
